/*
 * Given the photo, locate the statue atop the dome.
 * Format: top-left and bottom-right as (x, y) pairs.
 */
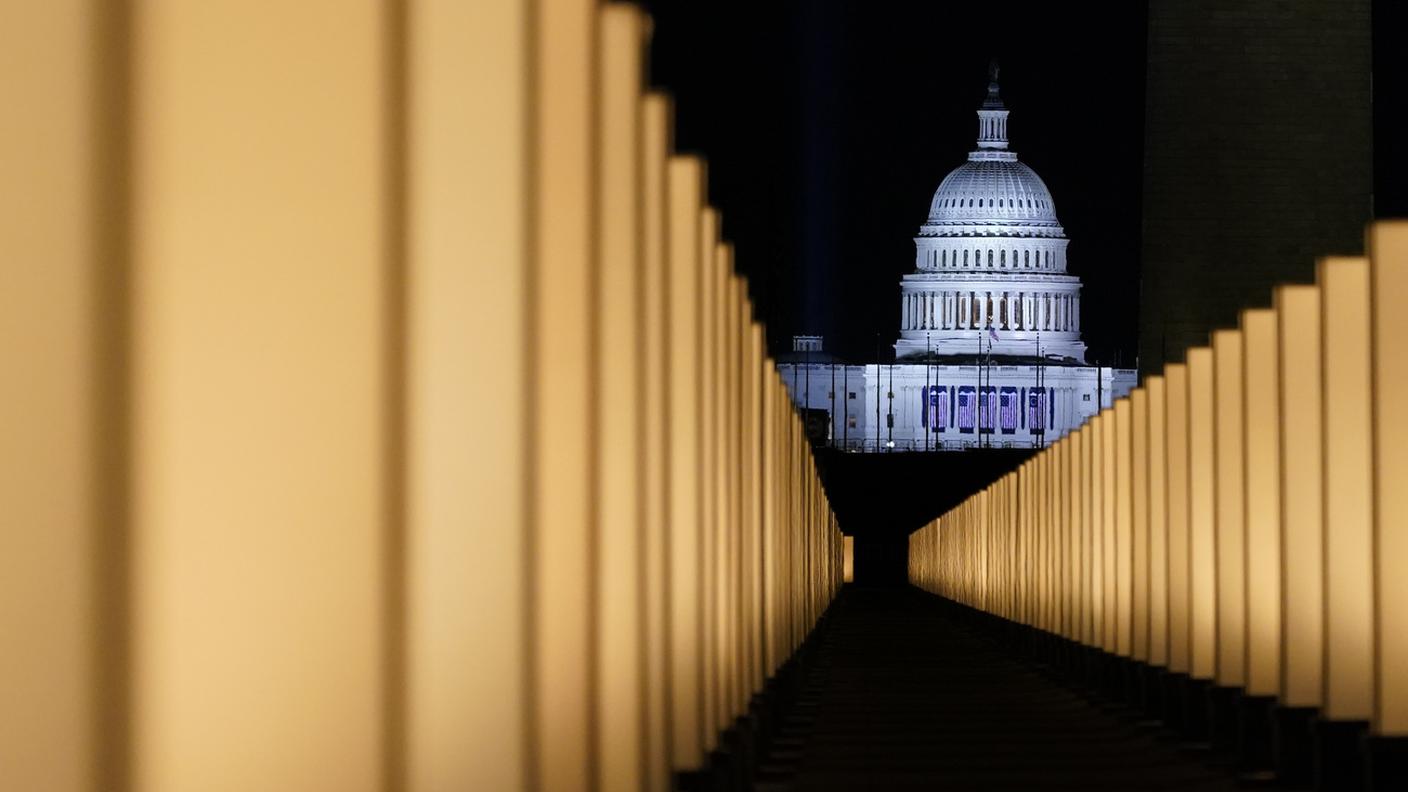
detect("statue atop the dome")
(981, 60), (1005, 111)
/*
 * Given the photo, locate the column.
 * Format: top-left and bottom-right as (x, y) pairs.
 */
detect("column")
(1276, 285), (1323, 710)
(1212, 329), (1246, 692)
(1371, 224), (1408, 736)
(1188, 347), (1216, 682)
(1319, 256), (1373, 724)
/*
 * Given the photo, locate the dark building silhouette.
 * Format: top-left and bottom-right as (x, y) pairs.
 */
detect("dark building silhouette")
(1139, 0), (1372, 374)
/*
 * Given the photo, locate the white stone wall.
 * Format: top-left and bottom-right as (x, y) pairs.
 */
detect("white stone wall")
(778, 362), (1136, 452)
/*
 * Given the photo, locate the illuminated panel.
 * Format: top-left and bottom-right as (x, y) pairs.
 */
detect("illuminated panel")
(529, 0), (601, 785)
(638, 92), (671, 791)
(1086, 414), (1098, 648)
(843, 536), (855, 583)
(593, 8), (646, 787)
(1, 4), (115, 788)
(666, 157), (704, 767)
(1132, 389), (1150, 662)
(1318, 256), (1373, 722)
(1212, 329), (1245, 688)
(744, 322), (762, 715)
(1147, 376), (1169, 668)
(130, 3), (404, 790)
(1371, 223), (1408, 735)
(1059, 438), (1071, 639)
(1102, 411), (1117, 654)
(1187, 347), (1216, 680)
(1276, 285), (1323, 708)
(1115, 399), (1133, 657)
(1081, 425), (1092, 642)
(405, 0), (545, 788)
(1241, 309), (1280, 698)
(731, 279), (747, 720)
(698, 209), (717, 743)
(711, 254), (731, 735)
(761, 363), (777, 673)
(1037, 456), (1048, 631)
(1165, 363), (1191, 675)
(1066, 436), (1077, 640)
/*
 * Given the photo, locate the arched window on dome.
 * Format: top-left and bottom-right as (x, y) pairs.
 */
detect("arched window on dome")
(962, 249), (968, 267)
(987, 249), (993, 268)
(1024, 250), (1030, 267)
(999, 199), (1004, 207)
(1000, 250), (1006, 267)
(978, 199), (984, 208)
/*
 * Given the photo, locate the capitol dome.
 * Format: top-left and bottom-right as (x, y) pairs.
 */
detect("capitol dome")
(894, 64), (1087, 364)
(925, 160), (1062, 236)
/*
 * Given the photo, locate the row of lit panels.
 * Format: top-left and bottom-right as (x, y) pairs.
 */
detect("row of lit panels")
(909, 226), (1408, 735)
(1, 3), (843, 791)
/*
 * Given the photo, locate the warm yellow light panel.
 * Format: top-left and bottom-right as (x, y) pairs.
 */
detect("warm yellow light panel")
(1079, 426), (1093, 646)
(1038, 456), (1049, 631)
(1057, 446), (1063, 634)
(1066, 437), (1077, 640)
(747, 321), (765, 698)
(1165, 363), (1191, 675)
(593, 8), (646, 787)
(1212, 329), (1246, 688)
(667, 157), (705, 768)
(638, 92), (671, 792)
(1147, 376), (1169, 668)
(1318, 256), (1374, 722)
(406, 0), (534, 789)
(1276, 285), (1323, 708)
(1187, 347), (1217, 681)
(1093, 415), (1109, 651)
(1, 3), (109, 789)
(1371, 223), (1408, 735)
(761, 369), (778, 674)
(698, 209), (717, 743)
(1103, 411), (1118, 654)
(130, 3), (403, 790)
(1115, 399), (1134, 657)
(1132, 389), (1150, 662)
(1241, 309), (1281, 698)
(530, 2), (599, 786)
(843, 536), (855, 583)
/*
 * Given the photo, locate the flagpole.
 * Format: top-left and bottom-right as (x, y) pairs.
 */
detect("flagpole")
(925, 332), (931, 452)
(887, 359), (894, 450)
(875, 333), (882, 452)
(830, 358), (836, 449)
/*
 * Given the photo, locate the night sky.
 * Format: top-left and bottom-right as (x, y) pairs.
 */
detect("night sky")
(641, 0), (1408, 370)
(642, 0), (1148, 366)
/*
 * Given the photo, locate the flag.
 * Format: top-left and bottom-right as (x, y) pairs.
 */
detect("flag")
(988, 324), (1000, 342)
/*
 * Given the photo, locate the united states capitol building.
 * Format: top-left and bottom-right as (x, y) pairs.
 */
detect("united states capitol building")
(780, 68), (1135, 451)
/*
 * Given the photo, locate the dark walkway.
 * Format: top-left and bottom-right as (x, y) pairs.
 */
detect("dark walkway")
(755, 586), (1238, 791)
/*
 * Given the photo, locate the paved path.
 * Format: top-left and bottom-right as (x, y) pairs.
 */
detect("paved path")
(756, 586), (1238, 791)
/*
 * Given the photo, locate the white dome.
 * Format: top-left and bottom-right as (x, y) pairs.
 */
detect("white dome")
(894, 65), (1087, 365)
(926, 159), (1062, 234)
